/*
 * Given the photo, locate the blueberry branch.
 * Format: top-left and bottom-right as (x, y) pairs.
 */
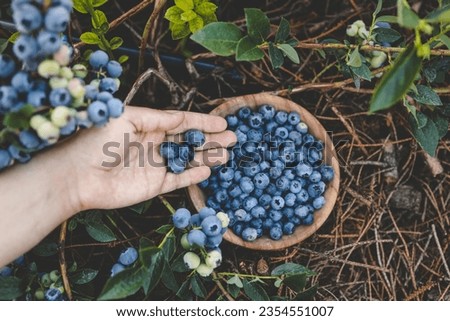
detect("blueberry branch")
(216, 271), (280, 280)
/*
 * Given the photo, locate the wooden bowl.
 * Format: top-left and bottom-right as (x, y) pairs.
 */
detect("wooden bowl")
(187, 93), (340, 251)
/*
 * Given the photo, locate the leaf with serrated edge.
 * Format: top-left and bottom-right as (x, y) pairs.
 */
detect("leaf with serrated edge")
(190, 22), (242, 56)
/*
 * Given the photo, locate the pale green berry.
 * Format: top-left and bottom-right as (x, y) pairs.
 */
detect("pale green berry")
(370, 52), (387, 68)
(205, 250), (222, 268)
(114, 78), (121, 90)
(51, 106), (71, 127)
(59, 66), (74, 80)
(216, 212), (230, 228)
(89, 79), (101, 89)
(71, 96), (85, 108)
(30, 115), (48, 131)
(37, 122), (60, 144)
(196, 263), (214, 277)
(34, 289), (45, 300)
(40, 273), (51, 287)
(358, 27), (369, 39)
(183, 252), (201, 270)
(38, 60), (60, 78)
(68, 78), (86, 99)
(72, 64), (88, 78)
(53, 44), (71, 66)
(49, 77), (68, 89)
(49, 270), (61, 282)
(49, 283), (65, 294)
(180, 233), (191, 250)
(346, 24), (358, 37)
(353, 20), (365, 29)
(372, 50), (384, 57)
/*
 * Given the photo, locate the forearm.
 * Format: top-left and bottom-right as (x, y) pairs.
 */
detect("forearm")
(0, 147), (80, 266)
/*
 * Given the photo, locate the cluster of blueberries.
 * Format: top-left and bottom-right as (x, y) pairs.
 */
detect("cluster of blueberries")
(198, 105), (334, 242)
(0, 0), (124, 171)
(173, 207), (229, 277)
(160, 129), (205, 173)
(110, 247), (139, 277)
(0, 255), (65, 301)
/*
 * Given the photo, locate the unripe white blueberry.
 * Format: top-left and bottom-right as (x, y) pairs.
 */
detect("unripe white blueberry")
(114, 78), (121, 90)
(51, 106), (71, 127)
(38, 60), (60, 78)
(59, 67), (74, 80)
(34, 289), (45, 300)
(72, 64), (88, 78)
(205, 250), (222, 268)
(71, 96), (85, 108)
(370, 52), (387, 68)
(37, 121), (60, 144)
(30, 115), (48, 131)
(89, 79), (101, 89)
(353, 20), (366, 29)
(183, 252), (201, 269)
(216, 212), (230, 228)
(346, 24), (358, 37)
(53, 44), (71, 66)
(68, 78), (86, 99)
(196, 263), (214, 277)
(49, 77), (68, 89)
(180, 233), (191, 250)
(358, 27), (369, 39)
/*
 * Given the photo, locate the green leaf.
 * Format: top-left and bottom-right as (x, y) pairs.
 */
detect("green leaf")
(161, 259), (179, 293)
(190, 22), (243, 56)
(350, 64), (372, 81)
(0, 39), (8, 54)
(176, 278), (192, 300)
(189, 16), (204, 33)
(171, 253), (190, 273)
(375, 15), (398, 24)
(242, 279), (269, 301)
(283, 273), (308, 292)
(278, 44), (300, 64)
(85, 221), (116, 242)
(191, 275), (207, 298)
(294, 284), (318, 300)
(171, 22), (191, 40)
(80, 32), (100, 45)
(175, 0), (194, 11)
(8, 32), (19, 43)
(245, 8), (270, 43)
(226, 275), (243, 288)
(227, 283), (241, 298)
(161, 235), (176, 261)
(92, 0), (107, 7)
(0, 277), (25, 300)
(275, 18), (290, 43)
(370, 45), (422, 112)
(165, 6), (184, 24)
(98, 266), (145, 300)
(236, 35), (265, 61)
(271, 263), (315, 276)
(109, 37), (123, 50)
(68, 219), (78, 232)
(347, 48), (362, 68)
(138, 238), (160, 268)
(181, 10), (197, 22)
(431, 112), (449, 138)
(374, 27), (402, 43)
(410, 85), (443, 106)
(129, 199), (152, 215)
(397, 0), (420, 28)
(155, 224), (173, 234)
(142, 251), (164, 295)
(70, 269), (98, 285)
(438, 35), (450, 50)
(195, 2), (217, 16)
(374, 0), (383, 17)
(118, 55), (129, 64)
(92, 10), (108, 29)
(73, 0), (91, 13)
(409, 112), (440, 156)
(3, 105), (35, 129)
(269, 42), (284, 69)
(404, 98), (419, 124)
(425, 4), (450, 23)
(32, 241), (58, 257)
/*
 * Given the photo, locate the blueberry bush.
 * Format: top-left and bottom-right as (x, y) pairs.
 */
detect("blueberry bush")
(0, 0), (449, 301)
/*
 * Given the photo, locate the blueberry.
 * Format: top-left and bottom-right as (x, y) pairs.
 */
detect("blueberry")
(296, 163), (313, 178)
(284, 193), (296, 207)
(313, 196), (325, 209)
(110, 262), (126, 277)
(19, 130), (41, 150)
(258, 104), (275, 120)
(283, 169), (296, 180)
(106, 60), (123, 78)
(250, 218), (263, 229)
(232, 222), (245, 236)
(183, 252), (201, 269)
(309, 171), (321, 183)
(275, 111), (288, 124)
(275, 176), (290, 191)
(248, 113), (263, 129)
(288, 112), (301, 125)
(99, 77), (118, 94)
(206, 197), (221, 211)
(320, 165), (334, 182)
(25, 90), (45, 108)
(0, 55), (16, 79)
(0, 149), (13, 170)
(187, 229), (207, 247)
(308, 148), (322, 164)
(240, 177), (254, 194)
(107, 98), (124, 118)
(375, 21), (391, 29)
(243, 196), (258, 211)
(269, 210), (282, 222)
(302, 213), (314, 225)
(44, 288), (63, 301)
(265, 121), (278, 133)
(172, 208), (191, 229)
(241, 227), (257, 241)
(275, 127), (289, 140)
(288, 131), (303, 145)
(271, 196), (285, 210)
(45, 6), (70, 32)
(13, 3), (42, 33)
(159, 142), (179, 159)
(294, 205), (310, 219)
(230, 199), (240, 210)
(234, 209), (249, 221)
(269, 226), (283, 240)
(262, 218), (274, 230)
(307, 183), (323, 198)
(283, 222), (295, 235)
(253, 188), (264, 198)
(228, 185), (243, 198)
(13, 35), (38, 60)
(118, 247), (138, 266)
(178, 144), (194, 163)
(201, 215), (222, 237)
(168, 157), (186, 174)
(289, 180), (302, 193)
(258, 194), (272, 207)
(237, 107), (251, 119)
(251, 206), (265, 219)
(49, 88), (71, 107)
(226, 114), (239, 129)
(259, 161), (270, 172)
(96, 91), (114, 103)
(296, 189), (309, 203)
(215, 189), (228, 204)
(190, 213), (201, 227)
(0, 265), (13, 277)
(8, 145), (31, 163)
(265, 183), (278, 196)
(219, 179), (233, 189)
(199, 207), (216, 220)
(296, 122), (308, 134)
(0, 86), (19, 112)
(37, 31), (62, 55)
(89, 50), (109, 69)
(84, 85), (98, 100)
(198, 179), (209, 189)
(11, 71), (32, 93)
(219, 167), (234, 181)
(235, 129), (247, 143)
(60, 117), (77, 136)
(247, 129), (263, 142)
(184, 129), (205, 147)
(233, 170), (243, 182)
(269, 167), (283, 179)
(282, 207), (295, 219)
(87, 101), (109, 125)
(243, 162), (260, 177)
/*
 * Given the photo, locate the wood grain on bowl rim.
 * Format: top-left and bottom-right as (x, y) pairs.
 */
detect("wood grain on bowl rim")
(188, 93), (340, 251)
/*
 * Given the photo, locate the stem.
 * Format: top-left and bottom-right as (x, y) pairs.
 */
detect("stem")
(88, 8), (113, 57)
(158, 227), (175, 249)
(217, 272), (279, 280)
(158, 195), (176, 215)
(58, 221), (73, 300)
